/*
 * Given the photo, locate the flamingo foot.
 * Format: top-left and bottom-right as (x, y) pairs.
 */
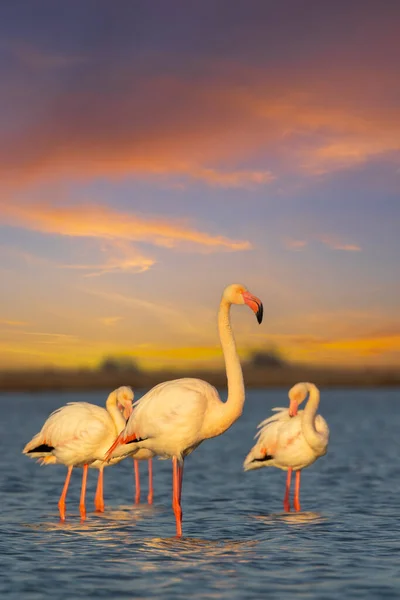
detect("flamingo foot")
(147, 491), (153, 505)
(293, 499), (301, 512)
(79, 504), (87, 521)
(58, 500), (66, 522)
(94, 501), (105, 513)
(283, 499), (291, 512)
(173, 502), (183, 537)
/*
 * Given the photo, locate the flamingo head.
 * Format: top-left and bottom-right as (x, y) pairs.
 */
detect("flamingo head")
(117, 386), (134, 421)
(222, 283), (263, 324)
(288, 382), (308, 417)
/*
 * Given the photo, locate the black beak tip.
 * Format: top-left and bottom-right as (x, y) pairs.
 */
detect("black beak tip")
(256, 303), (263, 324)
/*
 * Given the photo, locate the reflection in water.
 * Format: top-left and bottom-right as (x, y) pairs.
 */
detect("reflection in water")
(253, 511), (326, 525)
(22, 503), (153, 541)
(142, 536), (258, 556)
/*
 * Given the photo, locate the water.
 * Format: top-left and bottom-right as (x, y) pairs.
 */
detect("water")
(1, 387), (399, 599)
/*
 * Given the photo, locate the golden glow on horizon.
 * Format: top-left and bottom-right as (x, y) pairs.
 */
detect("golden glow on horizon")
(1, 333), (399, 371)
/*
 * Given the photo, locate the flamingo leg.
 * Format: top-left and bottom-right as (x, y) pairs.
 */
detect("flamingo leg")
(58, 465), (73, 522)
(134, 458), (140, 504)
(147, 458), (153, 505)
(172, 456), (183, 537)
(283, 467), (292, 512)
(178, 461), (184, 504)
(293, 470), (301, 511)
(94, 468), (105, 512)
(79, 464), (88, 521)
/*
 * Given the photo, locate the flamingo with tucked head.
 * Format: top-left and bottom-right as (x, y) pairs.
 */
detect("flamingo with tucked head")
(105, 283), (263, 536)
(243, 382), (329, 511)
(23, 386), (141, 520)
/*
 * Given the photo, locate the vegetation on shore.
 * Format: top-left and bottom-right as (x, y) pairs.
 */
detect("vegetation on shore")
(1, 350), (399, 392)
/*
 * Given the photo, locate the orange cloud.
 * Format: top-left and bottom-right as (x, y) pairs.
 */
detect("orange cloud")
(317, 235), (361, 252)
(284, 234), (361, 252)
(0, 201), (251, 252)
(1, 64), (399, 186)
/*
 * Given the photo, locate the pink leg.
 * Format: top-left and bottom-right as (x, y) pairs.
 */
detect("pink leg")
(79, 464), (88, 521)
(58, 466), (73, 522)
(178, 461), (184, 504)
(134, 458), (140, 504)
(94, 468), (105, 512)
(283, 467), (292, 512)
(172, 456), (183, 537)
(293, 470), (301, 511)
(147, 458), (153, 505)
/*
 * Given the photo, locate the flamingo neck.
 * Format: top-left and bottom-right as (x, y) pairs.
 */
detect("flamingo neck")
(302, 383), (324, 453)
(105, 391), (126, 434)
(214, 298), (245, 434)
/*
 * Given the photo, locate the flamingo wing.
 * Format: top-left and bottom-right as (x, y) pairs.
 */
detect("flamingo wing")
(243, 408), (304, 471)
(24, 402), (113, 465)
(126, 379), (210, 440)
(106, 378), (215, 461)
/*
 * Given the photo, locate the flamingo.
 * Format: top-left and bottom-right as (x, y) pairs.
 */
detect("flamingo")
(105, 283), (263, 536)
(23, 386), (142, 520)
(243, 382), (329, 511)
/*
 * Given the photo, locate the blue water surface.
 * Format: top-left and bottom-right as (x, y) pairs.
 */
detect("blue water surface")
(0, 387), (399, 599)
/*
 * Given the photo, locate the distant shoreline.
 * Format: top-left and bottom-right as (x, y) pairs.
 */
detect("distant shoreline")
(0, 365), (399, 392)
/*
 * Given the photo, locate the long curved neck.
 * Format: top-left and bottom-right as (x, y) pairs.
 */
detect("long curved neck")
(302, 383), (324, 452)
(105, 391), (126, 434)
(214, 298), (245, 434)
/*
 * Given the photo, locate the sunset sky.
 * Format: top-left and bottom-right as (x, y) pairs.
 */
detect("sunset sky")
(0, 0), (399, 370)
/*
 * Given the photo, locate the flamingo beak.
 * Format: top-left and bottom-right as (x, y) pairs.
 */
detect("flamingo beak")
(289, 399), (298, 417)
(123, 404), (133, 421)
(242, 291), (263, 324)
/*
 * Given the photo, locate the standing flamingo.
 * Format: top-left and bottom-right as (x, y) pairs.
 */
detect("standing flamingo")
(23, 386), (138, 520)
(105, 283), (263, 536)
(243, 382), (329, 511)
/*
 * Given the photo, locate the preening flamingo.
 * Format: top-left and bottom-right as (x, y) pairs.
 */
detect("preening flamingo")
(105, 283), (263, 536)
(243, 382), (329, 511)
(23, 386), (139, 520)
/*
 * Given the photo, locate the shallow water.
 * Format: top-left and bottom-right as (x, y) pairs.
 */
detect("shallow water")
(1, 387), (399, 599)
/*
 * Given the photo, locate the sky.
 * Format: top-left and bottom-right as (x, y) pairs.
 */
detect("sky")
(0, 0), (399, 371)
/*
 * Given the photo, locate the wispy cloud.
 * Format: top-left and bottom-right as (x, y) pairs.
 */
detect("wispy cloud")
(99, 316), (123, 326)
(0, 201), (251, 253)
(284, 234), (361, 252)
(317, 235), (361, 252)
(14, 331), (79, 345)
(62, 240), (156, 277)
(284, 238), (308, 251)
(82, 288), (201, 337)
(188, 167), (274, 188)
(0, 319), (28, 327)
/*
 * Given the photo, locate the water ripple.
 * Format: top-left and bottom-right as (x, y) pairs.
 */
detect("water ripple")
(0, 388), (399, 599)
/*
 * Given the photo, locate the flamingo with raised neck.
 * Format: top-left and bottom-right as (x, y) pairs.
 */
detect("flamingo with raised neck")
(105, 283), (263, 536)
